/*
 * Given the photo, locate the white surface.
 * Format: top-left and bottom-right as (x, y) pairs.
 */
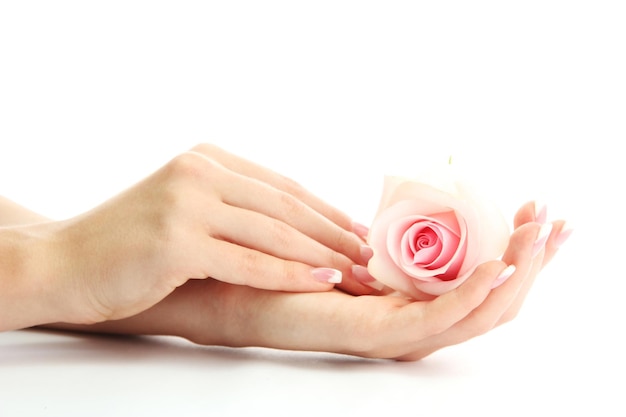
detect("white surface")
(1, 1), (624, 416)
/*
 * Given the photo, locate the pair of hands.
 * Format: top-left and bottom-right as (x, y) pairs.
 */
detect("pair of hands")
(2, 144), (567, 360)
(58, 201), (564, 361)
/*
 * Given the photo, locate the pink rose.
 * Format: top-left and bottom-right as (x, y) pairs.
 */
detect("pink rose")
(367, 171), (510, 300)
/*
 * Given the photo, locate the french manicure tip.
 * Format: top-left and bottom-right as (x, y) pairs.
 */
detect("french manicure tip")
(532, 223), (553, 257)
(534, 200), (548, 224)
(312, 268), (342, 284)
(492, 265), (516, 289)
(499, 264), (517, 278)
(555, 223), (573, 248)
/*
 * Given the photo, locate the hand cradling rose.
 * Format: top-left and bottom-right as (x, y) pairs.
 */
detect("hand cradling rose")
(366, 169), (510, 300)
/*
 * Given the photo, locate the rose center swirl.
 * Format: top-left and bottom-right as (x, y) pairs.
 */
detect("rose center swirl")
(399, 219), (462, 270)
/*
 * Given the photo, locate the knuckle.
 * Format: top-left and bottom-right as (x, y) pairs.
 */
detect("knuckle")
(166, 152), (206, 178)
(326, 246), (346, 269)
(277, 191), (304, 218)
(238, 250), (262, 286)
(333, 228), (351, 252)
(278, 261), (298, 287)
(278, 175), (307, 200)
(190, 143), (223, 158)
(164, 151), (223, 185)
(267, 219), (294, 251)
(238, 249), (299, 290)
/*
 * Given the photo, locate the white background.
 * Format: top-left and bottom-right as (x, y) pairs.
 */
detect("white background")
(1, 1), (624, 416)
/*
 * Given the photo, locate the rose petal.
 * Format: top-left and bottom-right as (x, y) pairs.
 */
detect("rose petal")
(386, 211), (463, 279)
(367, 173), (510, 299)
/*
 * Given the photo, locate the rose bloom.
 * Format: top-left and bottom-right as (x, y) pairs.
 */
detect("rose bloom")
(367, 171), (510, 300)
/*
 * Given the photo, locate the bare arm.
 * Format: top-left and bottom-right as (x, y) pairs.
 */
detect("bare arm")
(0, 195), (49, 225)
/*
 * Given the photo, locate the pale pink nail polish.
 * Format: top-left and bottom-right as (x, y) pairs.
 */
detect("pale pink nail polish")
(534, 201), (548, 224)
(312, 268), (342, 284)
(351, 265), (385, 291)
(532, 223), (553, 257)
(360, 245), (374, 264)
(352, 222), (370, 241)
(555, 223), (573, 248)
(491, 265), (516, 289)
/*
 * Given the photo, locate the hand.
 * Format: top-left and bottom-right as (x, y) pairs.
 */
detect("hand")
(1, 144), (373, 329)
(53, 202), (570, 361)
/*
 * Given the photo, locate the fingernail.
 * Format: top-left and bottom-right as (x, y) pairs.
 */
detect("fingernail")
(555, 222), (573, 248)
(532, 223), (553, 257)
(351, 265), (385, 291)
(491, 264), (516, 289)
(312, 268), (342, 284)
(352, 222), (369, 241)
(360, 245), (374, 264)
(534, 200), (548, 224)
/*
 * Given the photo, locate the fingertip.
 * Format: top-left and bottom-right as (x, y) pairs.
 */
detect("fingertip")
(554, 221), (573, 248)
(513, 201), (535, 229)
(352, 222), (370, 241)
(351, 265), (385, 291)
(311, 267), (342, 284)
(534, 200), (548, 224)
(491, 264), (517, 289)
(504, 221), (543, 257)
(541, 219), (572, 266)
(514, 200), (547, 229)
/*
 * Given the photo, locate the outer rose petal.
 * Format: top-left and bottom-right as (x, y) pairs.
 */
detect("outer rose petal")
(367, 172), (509, 300)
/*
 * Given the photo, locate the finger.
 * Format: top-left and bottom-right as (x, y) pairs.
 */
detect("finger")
(177, 150), (374, 295)
(207, 203), (374, 293)
(499, 219), (570, 323)
(190, 143), (358, 235)
(209, 203), (350, 268)
(211, 165), (366, 266)
(461, 222), (542, 325)
(514, 200), (547, 229)
(542, 219), (572, 267)
(199, 238), (342, 292)
(379, 260), (510, 351)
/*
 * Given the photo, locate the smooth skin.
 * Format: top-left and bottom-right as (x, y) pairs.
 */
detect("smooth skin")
(0, 146), (569, 359)
(49, 203), (568, 361)
(0, 144), (374, 331)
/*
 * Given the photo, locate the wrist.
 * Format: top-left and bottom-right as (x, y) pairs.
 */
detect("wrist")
(0, 222), (87, 331)
(0, 225), (53, 330)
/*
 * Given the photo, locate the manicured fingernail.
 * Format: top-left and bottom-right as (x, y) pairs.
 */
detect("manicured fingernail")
(351, 265), (385, 291)
(534, 201), (548, 224)
(555, 223), (573, 248)
(491, 264), (516, 289)
(360, 245), (374, 264)
(352, 222), (369, 241)
(532, 223), (553, 257)
(312, 268), (342, 284)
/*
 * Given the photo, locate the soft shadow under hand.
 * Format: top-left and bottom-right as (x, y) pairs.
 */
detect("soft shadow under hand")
(1, 328), (467, 377)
